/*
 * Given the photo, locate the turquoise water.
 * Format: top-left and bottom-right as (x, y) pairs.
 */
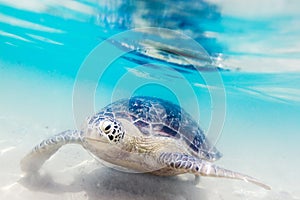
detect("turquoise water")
(1, 1), (300, 200)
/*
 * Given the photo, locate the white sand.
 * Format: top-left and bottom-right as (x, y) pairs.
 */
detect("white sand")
(1, 66), (300, 200)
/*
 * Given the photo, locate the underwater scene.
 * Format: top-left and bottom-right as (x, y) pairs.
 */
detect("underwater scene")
(1, 1), (300, 200)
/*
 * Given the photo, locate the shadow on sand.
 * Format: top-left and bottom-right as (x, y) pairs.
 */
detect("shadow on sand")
(19, 167), (209, 200)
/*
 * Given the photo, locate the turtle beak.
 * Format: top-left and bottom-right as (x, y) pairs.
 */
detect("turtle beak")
(85, 136), (108, 144)
(85, 137), (101, 142)
(84, 127), (110, 144)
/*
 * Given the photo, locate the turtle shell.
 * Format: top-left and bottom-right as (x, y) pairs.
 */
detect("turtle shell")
(95, 96), (222, 162)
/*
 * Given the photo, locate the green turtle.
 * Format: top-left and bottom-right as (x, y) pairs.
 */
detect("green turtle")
(20, 96), (270, 190)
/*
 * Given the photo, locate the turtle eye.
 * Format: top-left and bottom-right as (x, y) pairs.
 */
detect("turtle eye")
(101, 120), (112, 134)
(104, 124), (111, 132)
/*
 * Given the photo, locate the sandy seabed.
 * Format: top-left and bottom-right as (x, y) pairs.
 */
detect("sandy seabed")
(1, 66), (300, 200)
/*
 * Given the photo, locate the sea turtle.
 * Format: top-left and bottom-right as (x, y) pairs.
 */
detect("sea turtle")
(20, 96), (270, 190)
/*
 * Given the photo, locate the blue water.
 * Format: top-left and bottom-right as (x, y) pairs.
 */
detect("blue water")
(1, 1), (300, 200)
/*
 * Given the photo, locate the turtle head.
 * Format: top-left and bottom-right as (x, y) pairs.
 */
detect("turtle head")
(85, 115), (125, 145)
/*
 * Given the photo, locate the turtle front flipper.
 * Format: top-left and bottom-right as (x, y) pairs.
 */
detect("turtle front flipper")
(20, 130), (83, 174)
(158, 152), (271, 190)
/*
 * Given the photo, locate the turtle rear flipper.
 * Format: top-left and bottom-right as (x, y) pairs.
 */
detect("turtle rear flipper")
(20, 130), (83, 173)
(159, 152), (271, 190)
